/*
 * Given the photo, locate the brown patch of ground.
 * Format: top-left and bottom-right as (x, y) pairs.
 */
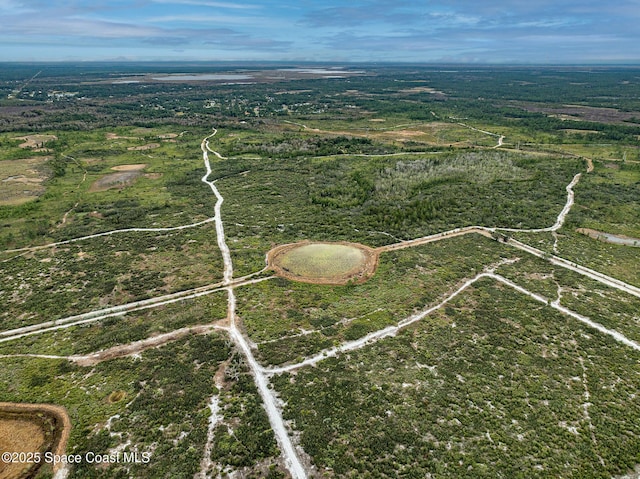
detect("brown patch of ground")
(267, 241), (378, 285)
(107, 391), (127, 403)
(14, 134), (57, 150)
(369, 118), (386, 122)
(106, 133), (140, 140)
(389, 129), (425, 138)
(89, 164), (152, 191)
(214, 359), (230, 389)
(89, 171), (142, 192)
(157, 133), (178, 139)
(576, 228), (640, 246)
(127, 143), (160, 151)
(0, 402), (71, 476)
(0, 157), (49, 206)
(72, 324), (224, 366)
(111, 164), (147, 172)
(398, 86), (445, 96)
(561, 129), (601, 135)
(585, 157), (594, 172)
(0, 418), (44, 479)
(144, 173), (163, 180)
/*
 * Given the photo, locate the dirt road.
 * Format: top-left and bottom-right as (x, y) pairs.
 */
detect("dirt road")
(265, 271), (640, 375)
(200, 129), (308, 479)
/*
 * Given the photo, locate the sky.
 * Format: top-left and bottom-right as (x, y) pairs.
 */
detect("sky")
(1, 0), (640, 63)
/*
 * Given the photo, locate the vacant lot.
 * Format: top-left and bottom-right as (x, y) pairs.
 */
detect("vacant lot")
(89, 164), (148, 192)
(0, 157), (49, 205)
(14, 134), (57, 151)
(127, 143), (160, 151)
(273, 280), (640, 478)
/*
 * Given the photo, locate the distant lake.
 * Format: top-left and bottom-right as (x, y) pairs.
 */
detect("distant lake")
(278, 68), (364, 75)
(152, 74), (253, 81)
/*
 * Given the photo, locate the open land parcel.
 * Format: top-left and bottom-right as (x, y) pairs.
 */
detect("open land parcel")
(0, 64), (639, 478)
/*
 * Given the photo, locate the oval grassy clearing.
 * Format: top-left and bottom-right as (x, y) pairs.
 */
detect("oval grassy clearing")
(268, 242), (378, 285)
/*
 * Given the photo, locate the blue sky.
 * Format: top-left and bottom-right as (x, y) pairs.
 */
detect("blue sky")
(1, 0), (639, 63)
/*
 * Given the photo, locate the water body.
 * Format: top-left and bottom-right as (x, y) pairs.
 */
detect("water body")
(578, 228), (640, 247)
(152, 74), (253, 81)
(598, 233), (640, 247)
(279, 68), (345, 74)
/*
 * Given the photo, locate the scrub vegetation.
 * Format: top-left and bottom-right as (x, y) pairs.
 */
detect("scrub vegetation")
(0, 63), (638, 478)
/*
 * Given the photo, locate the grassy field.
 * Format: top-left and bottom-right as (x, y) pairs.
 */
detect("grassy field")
(0, 127), (216, 249)
(0, 156), (50, 206)
(277, 243), (366, 279)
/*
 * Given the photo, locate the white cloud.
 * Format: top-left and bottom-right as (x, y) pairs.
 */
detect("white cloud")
(150, 0), (260, 9)
(147, 13), (266, 25)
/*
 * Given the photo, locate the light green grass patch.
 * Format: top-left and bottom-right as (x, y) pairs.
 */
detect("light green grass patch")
(279, 243), (366, 279)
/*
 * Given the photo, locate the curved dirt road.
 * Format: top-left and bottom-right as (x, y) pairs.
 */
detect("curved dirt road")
(264, 271), (640, 375)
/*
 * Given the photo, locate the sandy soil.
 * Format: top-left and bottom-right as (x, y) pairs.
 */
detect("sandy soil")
(127, 143), (160, 151)
(386, 129), (425, 137)
(89, 171), (142, 192)
(0, 417), (45, 479)
(72, 324), (224, 366)
(399, 86), (445, 95)
(0, 403), (71, 474)
(111, 164), (147, 171)
(106, 133), (140, 140)
(0, 157), (49, 206)
(577, 228), (640, 246)
(14, 134), (57, 150)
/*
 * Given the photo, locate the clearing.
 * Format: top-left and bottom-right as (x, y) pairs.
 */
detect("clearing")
(577, 228), (640, 247)
(14, 134), (57, 151)
(126, 143), (160, 151)
(89, 164), (148, 192)
(268, 241), (378, 285)
(0, 157), (49, 206)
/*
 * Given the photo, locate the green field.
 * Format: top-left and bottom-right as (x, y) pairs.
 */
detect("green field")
(276, 243), (368, 280)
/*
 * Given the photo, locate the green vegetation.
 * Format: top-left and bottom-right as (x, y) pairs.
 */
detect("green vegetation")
(273, 281), (640, 478)
(1, 63), (638, 478)
(496, 255), (640, 343)
(239, 235), (511, 365)
(0, 291), (228, 356)
(210, 353), (285, 476)
(277, 243), (367, 279)
(0, 228), (223, 329)
(0, 335), (235, 479)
